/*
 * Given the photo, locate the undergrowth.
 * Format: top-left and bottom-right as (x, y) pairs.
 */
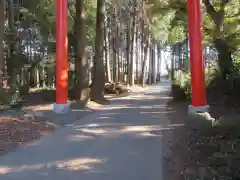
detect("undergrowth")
(185, 116), (240, 180)
(169, 66), (240, 179)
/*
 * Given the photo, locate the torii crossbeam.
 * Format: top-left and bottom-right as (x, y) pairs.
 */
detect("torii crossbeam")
(53, 0), (208, 114)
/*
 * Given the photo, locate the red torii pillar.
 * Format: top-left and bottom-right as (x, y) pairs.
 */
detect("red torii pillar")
(187, 0), (209, 113)
(53, 0), (70, 114)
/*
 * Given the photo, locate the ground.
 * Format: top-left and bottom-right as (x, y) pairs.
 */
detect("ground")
(164, 97), (240, 180)
(163, 100), (188, 180)
(0, 80), (170, 180)
(0, 111), (54, 156)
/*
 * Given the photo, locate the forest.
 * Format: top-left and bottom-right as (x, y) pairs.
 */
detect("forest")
(0, 0), (240, 179)
(0, 0), (239, 106)
(0, 0), (165, 106)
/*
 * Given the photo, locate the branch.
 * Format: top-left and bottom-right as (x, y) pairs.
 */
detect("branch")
(202, 0), (217, 23)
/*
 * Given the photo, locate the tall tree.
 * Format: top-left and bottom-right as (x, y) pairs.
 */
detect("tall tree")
(74, 0), (89, 104)
(91, 0), (106, 102)
(0, 0), (5, 72)
(203, 0), (233, 78)
(103, 15), (111, 82)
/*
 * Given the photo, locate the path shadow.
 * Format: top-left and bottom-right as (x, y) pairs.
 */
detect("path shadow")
(0, 81), (176, 180)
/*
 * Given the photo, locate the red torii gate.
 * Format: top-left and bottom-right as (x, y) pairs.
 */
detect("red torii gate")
(53, 0), (208, 114)
(187, 0), (208, 113)
(53, 0), (69, 113)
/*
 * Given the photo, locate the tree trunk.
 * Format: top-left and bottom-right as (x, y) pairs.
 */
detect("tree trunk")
(214, 39), (233, 79)
(41, 67), (46, 88)
(91, 0), (106, 102)
(116, 21), (121, 82)
(152, 44), (156, 83)
(126, 18), (131, 84)
(157, 44), (161, 81)
(103, 17), (111, 82)
(171, 45), (175, 80)
(0, 0), (5, 72)
(140, 33), (150, 86)
(128, 5), (137, 86)
(6, 0), (16, 86)
(112, 9), (117, 83)
(74, 0), (89, 104)
(30, 67), (37, 87)
(148, 43), (152, 84)
(47, 67), (54, 88)
(135, 27), (139, 84)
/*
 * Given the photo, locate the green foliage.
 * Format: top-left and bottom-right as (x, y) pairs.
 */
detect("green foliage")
(172, 67), (221, 101)
(173, 70), (191, 100)
(145, 0), (240, 49)
(232, 51), (240, 73)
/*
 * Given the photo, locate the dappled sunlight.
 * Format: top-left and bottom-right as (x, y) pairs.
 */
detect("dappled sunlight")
(140, 111), (164, 114)
(78, 128), (107, 135)
(82, 124), (100, 128)
(73, 123), (129, 130)
(100, 112), (121, 116)
(0, 164), (44, 174)
(121, 125), (162, 132)
(71, 123), (167, 138)
(0, 157), (105, 174)
(100, 105), (131, 110)
(167, 123), (184, 128)
(152, 105), (166, 108)
(123, 94), (157, 100)
(0, 167), (11, 174)
(72, 109), (93, 112)
(99, 105), (165, 110)
(55, 158), (105, 171)
(96, 116), (110, 119)
(139, 132), (163, 137)
(139, 105), (155, 109)
(69, 134), (94, 141)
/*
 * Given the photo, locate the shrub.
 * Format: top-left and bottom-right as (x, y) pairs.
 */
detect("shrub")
(172, 70), (191, 101)
(172, 66), (220, 101)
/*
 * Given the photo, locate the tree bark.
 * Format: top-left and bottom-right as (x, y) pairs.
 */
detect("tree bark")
(135, 26), (139, 84)
(91, 0), (106, 102)
(157, 44), (161, 81)
(0, 0), (5, 72)
(152, 44), (156, 83)
(203, 0), (231, 78)
(140, 32), (150, 86)
(128, 0), (137, 86)
(214, 39), (233, 79)
(171, 45), (175, 80)
(74, 0), (89, 104)
(148, 43), (152, 84)
(111, 8), (117, 83)
(6, 0), (16, 87)
(103, 17), (111, 82)
(126, 18), (131, 84)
